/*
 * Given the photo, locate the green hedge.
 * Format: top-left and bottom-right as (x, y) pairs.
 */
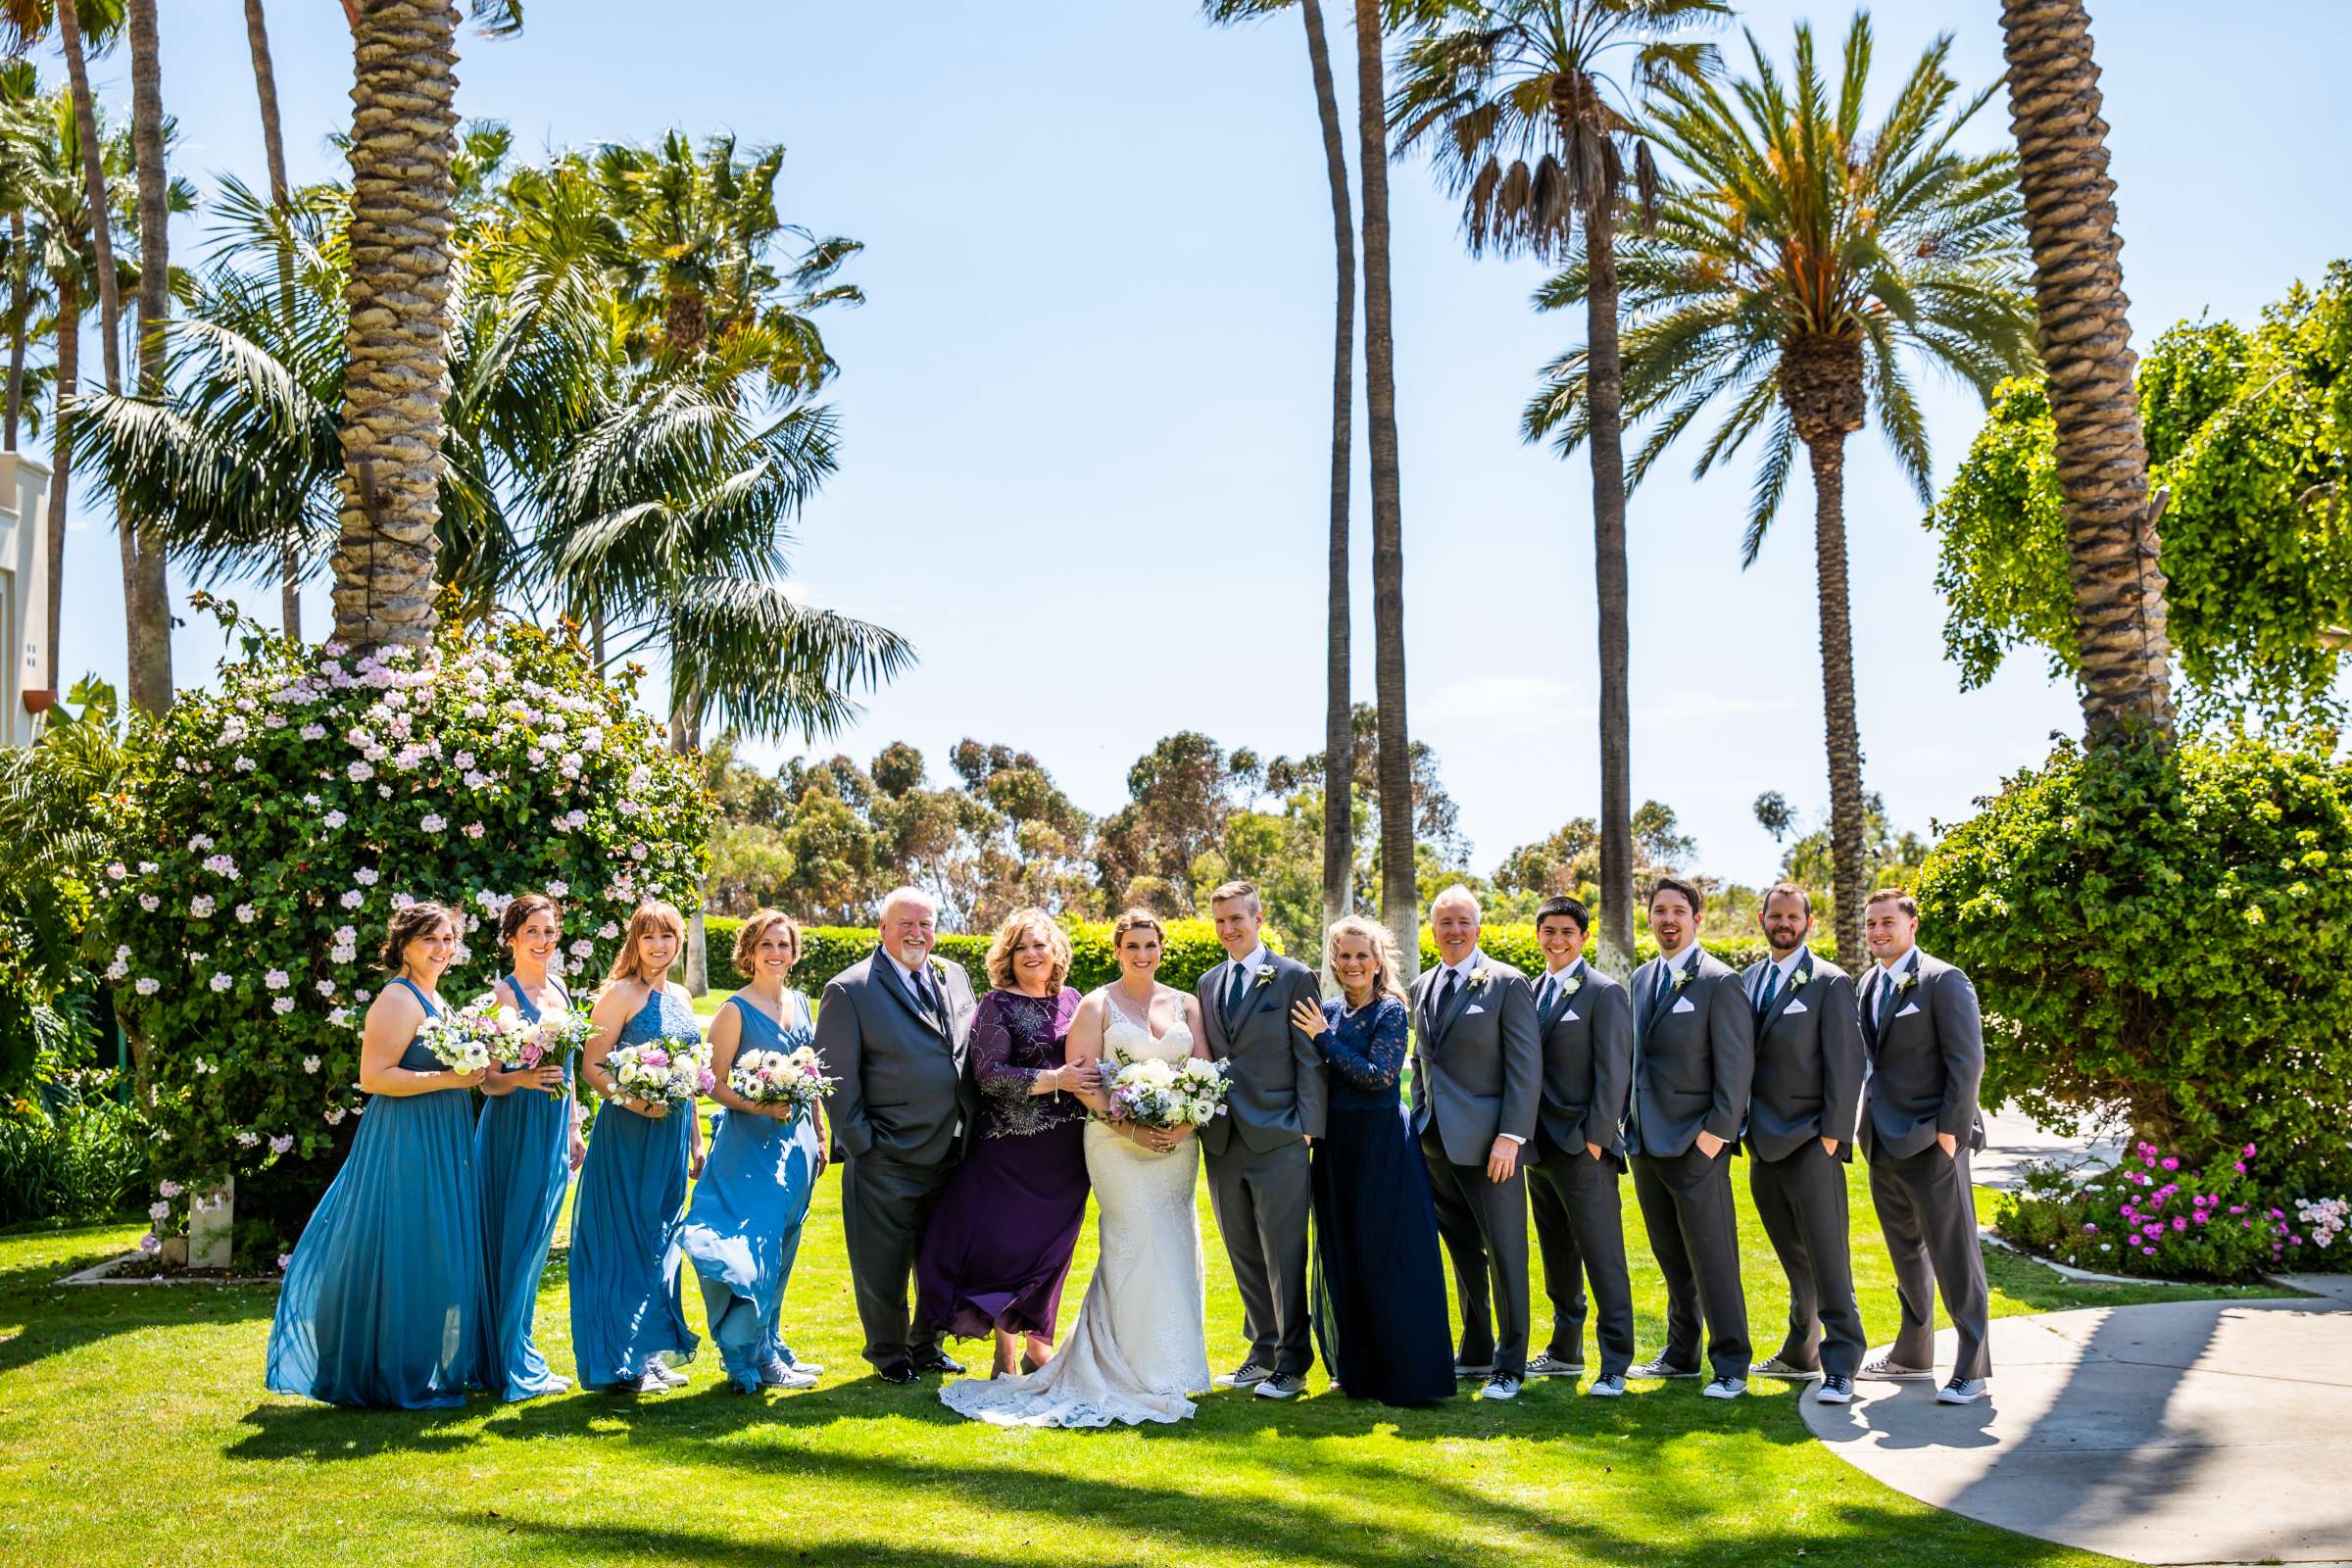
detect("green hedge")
(703, 915), (1825, 995)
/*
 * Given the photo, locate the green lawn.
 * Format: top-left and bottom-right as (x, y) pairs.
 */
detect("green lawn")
(0, 1146), (2281, 1566)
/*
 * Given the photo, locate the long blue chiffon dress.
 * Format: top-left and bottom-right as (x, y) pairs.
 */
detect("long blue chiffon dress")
(266, 976), (491, 1408)
(473, 973), (575, 1399)
(569, 986), (701, 1389)
(681, 991), (823, 1391)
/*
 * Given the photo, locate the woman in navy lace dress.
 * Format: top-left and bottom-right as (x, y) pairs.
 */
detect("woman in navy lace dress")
(914, 909), (1093, 1379)
(1291, 914), (1454, 1405)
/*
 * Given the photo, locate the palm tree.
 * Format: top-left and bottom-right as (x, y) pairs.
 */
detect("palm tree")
(241, 0), (304, 639)
(1997, 0), (2172, 739)
(331, 0), (521, 653)
(122, 0), (168, 712)
(1528, 14), (2034, 957)
(1350, 0), (1417, 976)
(1202, 0), (1357, 951)
(0, 55), (56, 453)
(1389, 0), (1723, 970)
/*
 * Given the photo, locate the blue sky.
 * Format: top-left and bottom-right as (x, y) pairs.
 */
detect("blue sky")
(51, 1), (2352, 890)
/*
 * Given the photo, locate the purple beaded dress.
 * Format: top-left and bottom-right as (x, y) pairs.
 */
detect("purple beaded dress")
(914, 987), (1090, 1343)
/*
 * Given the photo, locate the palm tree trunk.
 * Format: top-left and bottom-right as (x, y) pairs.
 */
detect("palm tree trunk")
(1998, 0), (2174, 741)
(244, 0), (304, 642)
(5, 207), (24, 451)
(1582, 199), (1637, 971)
(41, 272), (76, 687)
(1806, 431), (1869, 963)
(332, 0), (462, 653)
(125, 0), (173, 714)
(1353, 0), (1416, 979)
(1301, 0), (1354, 954)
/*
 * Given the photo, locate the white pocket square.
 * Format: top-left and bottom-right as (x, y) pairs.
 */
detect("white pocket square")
(1465, 1004), (1487, 1016)
(1671, 996), (1695, 1014)
(1783, 999), (1808, 1014)
(1561, 1010), (1581, 1024)
(1895, 1002), (1922, 1018)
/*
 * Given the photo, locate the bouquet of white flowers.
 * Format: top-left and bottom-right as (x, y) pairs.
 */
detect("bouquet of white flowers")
(1105, 1054), (1228, 1130)
(603, 1037), (712, 1105)
(417, 997), (530, 1077)
(727, 1037), (835, 1118)
(510, 1001), (595, 1092)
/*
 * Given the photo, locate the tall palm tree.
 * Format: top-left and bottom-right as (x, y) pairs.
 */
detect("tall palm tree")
(0, 54), (54, 453)
(1351, 0), (1417, 975)
(122, 0), (167, 711)
(1390, 0), (1723, 969)
(1997, 0), (2171, 739)
(1202, 0), (1357, 949)
(1528, 14), (2034, 957)
(241, 0), (303, 639)
(331, 0), (521, 653)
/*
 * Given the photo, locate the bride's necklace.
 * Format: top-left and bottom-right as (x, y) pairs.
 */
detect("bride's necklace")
(1103, 983), (1159, 1034)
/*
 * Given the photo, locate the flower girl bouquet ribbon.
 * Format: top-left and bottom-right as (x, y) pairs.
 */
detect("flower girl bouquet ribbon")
(725, 1039), (836, 1119)
(1104, 1055), (1229, 1131)
(603, 1037), (713, 1105)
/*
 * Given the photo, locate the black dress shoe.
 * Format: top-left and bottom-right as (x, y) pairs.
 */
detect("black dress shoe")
(908, 1349), (967, 1376)
(875, 1364), (919, 1386)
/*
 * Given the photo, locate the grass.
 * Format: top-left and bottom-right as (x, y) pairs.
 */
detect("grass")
(0, 1141), (2285, 1565)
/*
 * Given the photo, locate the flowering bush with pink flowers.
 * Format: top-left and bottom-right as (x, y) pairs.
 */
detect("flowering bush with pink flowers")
(1996, 1139), (2315, 1281)
(91, 605), (712, 1229)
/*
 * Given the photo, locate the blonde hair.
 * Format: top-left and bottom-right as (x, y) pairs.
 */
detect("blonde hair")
(607, 900), (685, 988)
(731, 908), (803, 976)
(1324, 914), (1406, 1004)
(1110, 907), (1164, 949)
(986, 907), (1071, 991)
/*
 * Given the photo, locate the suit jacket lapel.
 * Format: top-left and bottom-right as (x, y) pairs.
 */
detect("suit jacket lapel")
(873, 952), (947, 1042)
(1431, 955), (1480, 1047)
(1640, 955), (1686, 1046)
(1538, 960), (1583, 1031)
(1763, 956), (1812, 1035)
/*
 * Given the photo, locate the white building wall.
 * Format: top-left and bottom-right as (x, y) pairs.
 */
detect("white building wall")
(0, 452), (55, 747)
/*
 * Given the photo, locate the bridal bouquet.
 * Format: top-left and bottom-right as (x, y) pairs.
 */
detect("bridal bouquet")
(603, 1037), (712, 1105)
(1105, 1055), (1229, 1130)
(727, 1041), (835, 1117)
(416, 998), (530, 1076)
(496, 1002), (595, 1093)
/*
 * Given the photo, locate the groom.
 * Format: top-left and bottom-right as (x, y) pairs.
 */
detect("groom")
(1196, 880), (1325, 1401)
(812, 886), (979, 1385)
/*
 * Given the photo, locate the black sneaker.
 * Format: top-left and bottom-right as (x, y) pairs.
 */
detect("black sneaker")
(1525, 1351), (1585, 1378)
(1816, 1374), (1855, 1405)
(1253, 1371), (1304, 1399)
(1215, 1360), (1272, 1389)
(1630, 1356), (1701, 1380)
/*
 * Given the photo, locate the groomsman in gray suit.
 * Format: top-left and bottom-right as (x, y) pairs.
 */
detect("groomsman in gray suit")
(1626, 875), (1754, 1398)
(812, 887), (979, 1385)
(1520, 895), (1639, 1397)
(1741, 883), (1869, 1406)
(1196, 880), (1326, 1401)
(1409, 885), (1542, 1402)
(1855, 888), (1993, 1406)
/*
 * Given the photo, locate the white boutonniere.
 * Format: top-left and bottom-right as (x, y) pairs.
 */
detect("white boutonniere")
(1894, 969), (1920, 997)
(1790, 960), (1812, 991)
(1468, 967), (1493, 990)
(1670, 964), (1695, 992)
(1250, 964), (1276, 989)
(1560, 973), (1585, 998)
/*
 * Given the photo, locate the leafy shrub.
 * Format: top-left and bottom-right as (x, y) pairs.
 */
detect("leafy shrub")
(1917, 729), (2352, 1191)
(0, 1070), (150, 1226)
(90, 607), (714, 1218)
(1994, 1138), (2312, 1281)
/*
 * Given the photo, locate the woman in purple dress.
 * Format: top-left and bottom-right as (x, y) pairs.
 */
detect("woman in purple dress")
(914, 908), (1096, 1378)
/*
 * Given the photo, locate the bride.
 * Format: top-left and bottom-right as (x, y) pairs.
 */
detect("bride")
(941, 908), (1212, 1427)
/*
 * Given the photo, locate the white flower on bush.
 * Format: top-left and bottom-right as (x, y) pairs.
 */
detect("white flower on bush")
(322, 808), (347, 829)
(559, 808), (587, 832)
(157, 1179), (181, 1199)
(201, 854), (238, 879)
(190, 896), (215, 918)
(138, 1233), (161, 1255)
(134, 976), (160, 997)
(139, 860), (159, 875)
(347, 760), (373, 782)
(324, 1106), (347, 1126)
(270, 997), (296, 1016)
(302, 1055), (320, 1074)
(464, 822), (485, 840)
(300, 724), (325, 741)
(545, 879), (568, 898)
(269, 1135), (294, 1154)
(235, 1130), (259, 1149)
(454, 751), (476, 771)
(418, 812), (447, 833)
(330, 945), (357, 964)
(106, 860), (127, 880)
(569, 938), (595, 957)
(316, 979), (336, 998)
(235, 904), (256, 924)
(353, 866), (379, 887)
(616, 797), (642, 818)
(264, 969), (290, 991)
(138, 894), (160, 911)
(233, 756), (258, 772)
(328, 1006), (353, 1028)
(105, 956), (129, 981)
(340, 889), (365, 909)
(628, 842), (648, 861)
(579, 726), (604, 751)
(598, 920), (618, 941)
(188, 833), (214, 852)
(346, 725), (373, 748)
(209, 973), (232, 993)
(464, 769), (494, 791)
(148, 1200), (170, 1221)
(391, 892), (416, 910)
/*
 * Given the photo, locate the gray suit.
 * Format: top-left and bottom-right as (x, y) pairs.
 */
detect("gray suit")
(813, 948), (978, 1373)
(1859, 947), (1991, 1380)
(1409, 951), (1540, 1377)
(1523, 959), (1637, 1377)
(1741, 952), (1867, 1378)
(1627, 947), (1752, 1380)
(1197, 950), (1326, 1378)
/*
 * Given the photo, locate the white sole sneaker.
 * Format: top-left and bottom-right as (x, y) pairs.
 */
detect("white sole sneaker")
(1861, 1360), (1936, 1381)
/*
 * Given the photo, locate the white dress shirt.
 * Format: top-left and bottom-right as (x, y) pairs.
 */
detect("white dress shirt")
(1751, 946), (1807, 1006)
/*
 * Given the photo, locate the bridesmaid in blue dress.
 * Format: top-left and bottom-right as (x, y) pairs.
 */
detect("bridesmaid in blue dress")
(1291, 914), (1455, 1406)
(682, 910), (828, 1393)
(474, 893), (587, 1399)
(571, 901), (707, 1395)
(267, 902), (493, 1407)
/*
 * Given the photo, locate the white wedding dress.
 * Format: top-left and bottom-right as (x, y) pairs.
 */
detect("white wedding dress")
(940, 1000), (1211, 1428)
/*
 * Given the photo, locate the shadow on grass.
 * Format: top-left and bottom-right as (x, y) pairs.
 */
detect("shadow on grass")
(0, 1244), (275, 1380)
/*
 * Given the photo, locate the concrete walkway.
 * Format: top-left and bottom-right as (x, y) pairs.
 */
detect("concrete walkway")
(1974, 1102), (2125, 1190)
(1801, 1291), (2352, 1565)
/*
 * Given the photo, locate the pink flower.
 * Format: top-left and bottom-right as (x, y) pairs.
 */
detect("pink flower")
(2160, 1156), (2179, 1171)
(277, 1253), (291, 1272)
(2234, 1160), (2247, 1173)
(138, 1233), (162, 1254)
(2244, 1144), (2258, 1157)
(2172, 1216), (2187, 1232)
(158, 1179), (181, 1199)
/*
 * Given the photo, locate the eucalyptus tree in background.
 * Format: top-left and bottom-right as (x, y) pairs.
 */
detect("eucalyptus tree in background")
(241, 0), (304, 639)
(1350, 0), (1416, 976)
(1202, 0), (1357, 951)
(1997, 0), (2173, 738)
(1389, 0), (1723, 971)
(1528, 15), (2035, 958)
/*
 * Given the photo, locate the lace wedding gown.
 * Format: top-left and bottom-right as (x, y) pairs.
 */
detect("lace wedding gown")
(940, 1000), (1211, 1427)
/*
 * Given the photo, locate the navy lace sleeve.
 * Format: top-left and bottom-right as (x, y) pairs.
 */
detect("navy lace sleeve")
(1321, 996), (1408, 1097)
